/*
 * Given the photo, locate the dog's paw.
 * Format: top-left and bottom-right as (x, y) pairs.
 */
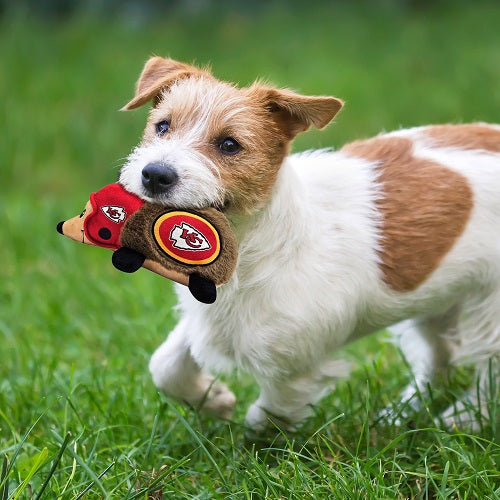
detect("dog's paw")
(245, 403), (269, 432)
(245, 403), (296, 434)
(197, 381), (236, 419)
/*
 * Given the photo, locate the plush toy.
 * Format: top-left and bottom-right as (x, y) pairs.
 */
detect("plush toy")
(56, 183), (238, 304)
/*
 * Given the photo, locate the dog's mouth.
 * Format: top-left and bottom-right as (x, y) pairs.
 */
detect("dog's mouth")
(119, 151), (230, 213)
(119, 163), (229, 212)
(138, 186), (229, 213)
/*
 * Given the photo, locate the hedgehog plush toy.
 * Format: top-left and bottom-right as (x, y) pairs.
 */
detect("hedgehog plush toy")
(57, 183), (238, 304)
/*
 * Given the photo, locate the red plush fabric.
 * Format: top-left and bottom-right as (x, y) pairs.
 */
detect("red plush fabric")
(84, 183), (144, 249)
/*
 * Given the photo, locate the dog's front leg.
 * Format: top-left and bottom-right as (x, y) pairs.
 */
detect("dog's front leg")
(245, 360), (349, 432)
(149, 318), (236, 418)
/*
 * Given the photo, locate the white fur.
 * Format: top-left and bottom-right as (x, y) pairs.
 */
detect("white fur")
(135, 124), (500, 430)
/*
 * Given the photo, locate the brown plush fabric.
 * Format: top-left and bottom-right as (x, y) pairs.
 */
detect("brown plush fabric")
(120, 203), (238, 285)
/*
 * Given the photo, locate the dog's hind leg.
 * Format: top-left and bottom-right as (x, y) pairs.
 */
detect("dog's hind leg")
(384, 308), (458, 420)
(149, 318), (236, 418)
(441, 285), (500, 430)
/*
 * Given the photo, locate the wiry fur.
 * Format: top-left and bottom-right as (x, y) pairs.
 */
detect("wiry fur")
(120, 57), (500, 432)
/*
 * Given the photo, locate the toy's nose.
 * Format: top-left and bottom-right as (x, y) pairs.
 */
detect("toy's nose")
(142, 163), (178, 195)
(56, 221), (65, 234)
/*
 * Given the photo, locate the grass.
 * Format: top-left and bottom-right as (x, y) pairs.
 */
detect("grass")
(1, 1), (499, 497)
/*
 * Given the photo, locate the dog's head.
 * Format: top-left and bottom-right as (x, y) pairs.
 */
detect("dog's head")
(119, 57), (343, 213)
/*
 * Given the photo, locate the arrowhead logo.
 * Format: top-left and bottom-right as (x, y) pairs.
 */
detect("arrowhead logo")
(101, 205), (126, 223)
(153, 211), (221, 265)
(170, 222), (211, 251)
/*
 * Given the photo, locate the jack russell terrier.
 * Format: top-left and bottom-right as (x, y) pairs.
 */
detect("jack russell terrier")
(119, 56), (500, 431)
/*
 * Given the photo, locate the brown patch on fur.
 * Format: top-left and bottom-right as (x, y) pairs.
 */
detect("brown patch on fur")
(200, 110), (289, 214)
(248, 85), (343, 139)
(342, 136), (473, 292)
(424, 124), (500, 153)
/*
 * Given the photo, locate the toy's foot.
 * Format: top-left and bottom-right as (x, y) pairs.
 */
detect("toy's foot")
(189, 273), (217, 304)
(112, 247), (146, 273)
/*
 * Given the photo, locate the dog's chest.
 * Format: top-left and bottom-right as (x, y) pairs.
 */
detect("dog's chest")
(180, 269), (298, 372)
(179, 248), (371, 377)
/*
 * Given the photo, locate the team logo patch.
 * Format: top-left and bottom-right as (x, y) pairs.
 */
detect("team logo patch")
(153, 211), (221, 265)
(101, 205), (126, 223)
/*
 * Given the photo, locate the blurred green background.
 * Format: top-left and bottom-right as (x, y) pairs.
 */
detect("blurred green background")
(0, 1), (499, 497)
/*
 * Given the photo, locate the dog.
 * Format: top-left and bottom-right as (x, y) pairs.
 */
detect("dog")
(119, 56), (500, 431)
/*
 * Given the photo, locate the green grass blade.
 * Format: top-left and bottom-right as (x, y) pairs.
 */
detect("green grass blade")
(439, 460), (450, 497)
(0, 411), (46, 492)
(34, 432), (71, 500)
(164, 399), (228, 488)
(74, 460), (115, 500)
(11, 448), (49, 500)
(126, 455), (192, 500)
(0, 455), (9, 500)
(51, 431), (108, 497)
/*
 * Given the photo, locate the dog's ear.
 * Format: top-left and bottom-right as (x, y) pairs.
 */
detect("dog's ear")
(251, 85), (343, 139)
(121, 57), (208, 110)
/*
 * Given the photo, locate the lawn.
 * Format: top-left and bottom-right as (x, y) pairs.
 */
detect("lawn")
(1, 1), (499, 498)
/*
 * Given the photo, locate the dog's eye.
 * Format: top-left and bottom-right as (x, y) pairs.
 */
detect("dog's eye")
(155, 120), (170, 136)
(218, 137), (241, 155)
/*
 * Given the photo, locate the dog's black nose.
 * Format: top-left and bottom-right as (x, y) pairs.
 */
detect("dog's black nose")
(142, 163), (178, 195)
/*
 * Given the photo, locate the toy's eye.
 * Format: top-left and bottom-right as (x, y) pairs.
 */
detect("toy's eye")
(98, 228), (111, 240)
(155, 120), (170, 136)
(80, 209), (86, 218)
(218, 137), (241, 155)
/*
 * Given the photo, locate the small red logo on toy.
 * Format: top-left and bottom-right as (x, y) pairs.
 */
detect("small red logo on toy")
(153, 211), (220, 265)
(101, 205), (126, 223)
